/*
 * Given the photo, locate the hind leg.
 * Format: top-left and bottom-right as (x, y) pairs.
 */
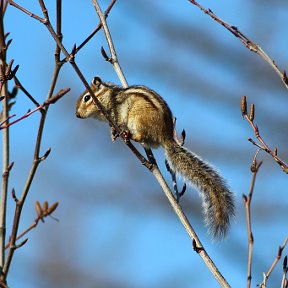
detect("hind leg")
(127, 115), (161, 148)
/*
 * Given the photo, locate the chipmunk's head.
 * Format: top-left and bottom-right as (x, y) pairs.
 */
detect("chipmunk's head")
(75, 76), (107, 120)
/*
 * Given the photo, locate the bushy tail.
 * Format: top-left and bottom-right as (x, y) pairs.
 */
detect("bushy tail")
(164, 140), (235, 238)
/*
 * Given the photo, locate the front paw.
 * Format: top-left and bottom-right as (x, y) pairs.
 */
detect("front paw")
(110, 127), (132, 143)
(121, 130), (131, 143)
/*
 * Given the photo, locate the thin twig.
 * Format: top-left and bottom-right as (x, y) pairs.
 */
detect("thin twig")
(55, 0), (62, 63)
(91, 0), (127, 87)
(282, 256), (288, 288)
(188, 0), (288, 90)
(7, 0), (45, 23)
(152, 165), (230, 287)
(5, 201), (59, 249)
(0, 88), (70, 129)
(0, 6), (10, 279)
(242, 158), (262, 288)
(13, 75), (40, 106)
(75, 0), (116, 54)
(2, 1), (66, 281)
(0, 0), (8, 15)
(260, 237), (288, 288)
(241, 96), (288, 174)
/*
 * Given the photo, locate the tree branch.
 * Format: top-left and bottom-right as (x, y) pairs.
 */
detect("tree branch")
(0, 5), (10, 278)
(92, 0), (127, 87)
(75, 0), (116, 54)
(1, 1), (66, 281)
(241, 96), (288, 174)
(5, 201), (59, 249)
(242, 158), (262, 288)
(0, 88), (70, 130)
(260, 237), (288, 288)
(188, 0), (288, 90)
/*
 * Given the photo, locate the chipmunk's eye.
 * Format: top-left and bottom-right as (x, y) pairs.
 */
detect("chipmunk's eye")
(84, 95), (91, 102)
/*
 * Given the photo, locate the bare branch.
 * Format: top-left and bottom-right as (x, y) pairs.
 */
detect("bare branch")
(7, 0), (46, 23)
(243, 158), (262, 288)
(188, 0), (288, 90)
(2, 1), (66, 281)
(260, 237), (288, 288)
(240, 96), (288, 174)
(76, 0), (116, 54)
(13, 76), (40, 106)
(5, 201), (59, 250)
(0, 4), (10, 278)
(152, 165), (231, 287)
(282, 256), (288, 288)
(0, 88), (70, 130)
(91, 0), (127, 87)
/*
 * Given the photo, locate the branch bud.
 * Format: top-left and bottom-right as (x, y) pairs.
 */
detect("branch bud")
(35, 201), (44, 222)
(11, 188), (18, 203)
(241, 96), (247, 116)
(249, 104), (255, 121)
(46, 202), (59, 215)
(40, 148), (51, 161)
(250, 158), (258, 172)
(16, 238), (28, 249)
(42, 201), (49, 213)
(101, 46), (111, 62)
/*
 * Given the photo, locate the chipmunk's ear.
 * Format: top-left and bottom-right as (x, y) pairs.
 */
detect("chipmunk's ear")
(92, 76), (102, 88)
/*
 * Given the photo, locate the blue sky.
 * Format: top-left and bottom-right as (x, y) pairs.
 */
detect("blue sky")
(2, 1), (288, 287)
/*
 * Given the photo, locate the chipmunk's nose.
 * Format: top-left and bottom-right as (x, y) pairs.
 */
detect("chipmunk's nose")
(75, 111), (82, 118)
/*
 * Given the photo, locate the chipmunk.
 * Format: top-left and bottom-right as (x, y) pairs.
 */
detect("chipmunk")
(76, 77), (235, 238)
